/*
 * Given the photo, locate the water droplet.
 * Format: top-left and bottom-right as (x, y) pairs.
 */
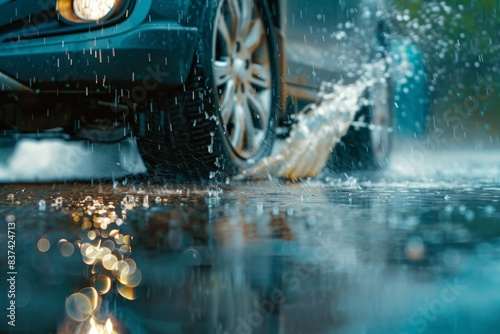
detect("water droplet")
(180, 249), (201, 266)
(38, 199), (46, 211)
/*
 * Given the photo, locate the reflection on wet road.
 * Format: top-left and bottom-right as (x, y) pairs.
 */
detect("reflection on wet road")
(1, 150), (500, 334)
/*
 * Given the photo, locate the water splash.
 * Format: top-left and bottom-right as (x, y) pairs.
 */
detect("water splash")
(238, 73), (375, 180)
(38, 199), (47, 211)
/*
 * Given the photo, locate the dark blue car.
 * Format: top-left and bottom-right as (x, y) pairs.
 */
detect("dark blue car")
(0, 0), (394, 179)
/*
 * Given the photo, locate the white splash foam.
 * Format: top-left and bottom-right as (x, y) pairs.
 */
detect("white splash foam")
(239, 63), (384, 180)
(0, 137), (146, 182)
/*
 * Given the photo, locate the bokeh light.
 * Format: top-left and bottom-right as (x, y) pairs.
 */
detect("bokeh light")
(66, 292), (93, 322)
(37, 238), (51, 252)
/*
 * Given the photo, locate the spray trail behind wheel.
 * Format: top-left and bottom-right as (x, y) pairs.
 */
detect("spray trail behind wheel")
(237, 77), (374, 181)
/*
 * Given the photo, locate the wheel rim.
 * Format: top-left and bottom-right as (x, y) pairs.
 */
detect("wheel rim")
(213, 0), (272, 160)
(369, 75), (392, 164)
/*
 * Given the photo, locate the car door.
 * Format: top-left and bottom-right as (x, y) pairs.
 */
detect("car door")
(284, 0), (376, 99)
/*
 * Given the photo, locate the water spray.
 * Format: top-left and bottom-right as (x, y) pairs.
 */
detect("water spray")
(238, 77), (374, 181)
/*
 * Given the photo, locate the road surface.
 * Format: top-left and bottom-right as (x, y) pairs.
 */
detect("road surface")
(0, 148), (499, 333)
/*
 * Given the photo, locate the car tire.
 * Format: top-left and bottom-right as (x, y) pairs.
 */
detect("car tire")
(138, 0), (280, 181)
(327, 66), (393, 172)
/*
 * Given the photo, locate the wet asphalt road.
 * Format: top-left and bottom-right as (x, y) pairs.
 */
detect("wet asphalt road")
(0, 149), (500, 334)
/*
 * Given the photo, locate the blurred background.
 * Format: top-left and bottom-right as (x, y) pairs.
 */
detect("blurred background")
(391, 0), (500, 148)
(0, 2), (500, 334)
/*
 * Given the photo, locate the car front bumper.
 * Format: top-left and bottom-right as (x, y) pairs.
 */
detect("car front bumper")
(0, 1), (199, 92)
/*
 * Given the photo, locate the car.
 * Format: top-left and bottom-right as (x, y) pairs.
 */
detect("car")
(0, 0), (393, 180)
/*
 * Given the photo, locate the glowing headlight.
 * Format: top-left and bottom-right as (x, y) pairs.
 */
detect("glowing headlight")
(58, 0), (123, 23)
(73, 0), (116, 21)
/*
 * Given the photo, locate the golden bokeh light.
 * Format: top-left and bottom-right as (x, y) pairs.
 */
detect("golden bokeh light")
(66, 292), (93, 322)
(88, 230), (97, 241)
(122, 234), (131, 245)
(91, 275), (112, 294)
(118, 244), (131, 257)
(101, 240), (115, 252)
(60, 242), (75, 257)
(58, 238), (68, 248)
(112, 260), (129, 279)
(117, 282), (136, 300)
(114, 234), (124, 245)
(37, 238), (51, 252)
(102, 254), (118, 271)
(81, 219), (92, 231)
(58, 195), (141, 329)
(123, 258), (137, 274)
(78, 287), (100, 313)
(91, 260), (105, 275)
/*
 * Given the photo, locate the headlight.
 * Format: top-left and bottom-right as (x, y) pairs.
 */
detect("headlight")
(57, 0), (124, 23)
(73, 0), (115, 21)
